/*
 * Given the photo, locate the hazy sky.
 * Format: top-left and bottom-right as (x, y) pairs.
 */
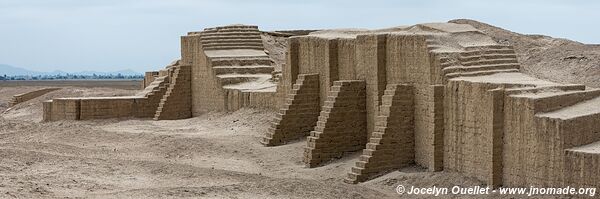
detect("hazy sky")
(1, 0), (598, 72)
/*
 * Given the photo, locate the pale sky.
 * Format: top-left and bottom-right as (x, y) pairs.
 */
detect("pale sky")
(1, 0), (598, 73)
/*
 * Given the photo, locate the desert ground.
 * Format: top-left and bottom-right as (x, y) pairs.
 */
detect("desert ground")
(0, 84), (571, 199)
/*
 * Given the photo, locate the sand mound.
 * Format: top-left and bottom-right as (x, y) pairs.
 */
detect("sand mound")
(450, 19), (600, 88)
(261, 33), (287, 72)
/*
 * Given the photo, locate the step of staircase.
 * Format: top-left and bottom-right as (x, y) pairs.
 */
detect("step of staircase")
(200, 31), (261, 38)
(460, 49), (515, 57)
(442, 63), (520, 74)
(204, 46), (265, 50)
(461, 58), (518, 66)
(202, 42), (263, 48)
(213, 65), (274, 75)
(201, 38), (263, 44)
(445, 69), (520, 79)
(216, 74), (272, 85)
(459, 53), (518, 62)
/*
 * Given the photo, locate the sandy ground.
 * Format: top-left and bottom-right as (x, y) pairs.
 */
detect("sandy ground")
(0, 86), (574, 198)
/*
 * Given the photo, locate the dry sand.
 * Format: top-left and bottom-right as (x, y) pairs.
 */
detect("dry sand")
(0, 86), (570, 198)
(261, 32), (288, 72)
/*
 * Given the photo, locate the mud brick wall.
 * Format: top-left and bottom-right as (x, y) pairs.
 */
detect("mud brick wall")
(346, 84), (414, 183)
(444, 80), (502, 183)
(486, 88), (505, 187)
(385, 34), (431, 84)
(533, 109), (600, 188)
(10, 88), (61, 107)
(413, 84), (444, 171)
(143, 71), (159, 88)
(297, 37), (339, 106)
(503, 90), (600, 187)
(45, 97), (149, 121)
(503, 94), (545, 187)
(79, 97), (143, 120)
(263, 74), (320, 146)
(154, 65), (192, 120)
(137, 84), (167, 117)
(278, 37), (300, 108)
(564, 149), (600, 188)
(43, 87), (166, 121)
(336, 38), (357, 80)
(42, 100), (53, 122)
(385, 34), (443, 170)
(304, 80), (366, 167)
(356, 34), (387, 137)
(47, 98), (80, 120)
(184, 35), (226, 115)
(224, 90), (279, 111)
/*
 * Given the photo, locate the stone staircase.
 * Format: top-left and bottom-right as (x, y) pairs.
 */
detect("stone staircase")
(443, 45), (520, 78)
(345, 84), (415, 183)
(154, 65), (192, 120)
(261, 74), (320, 146)
(304, 80), (367, 168)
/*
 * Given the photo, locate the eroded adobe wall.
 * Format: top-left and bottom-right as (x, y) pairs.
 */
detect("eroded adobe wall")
(337, 38), (357, 80)
(503, 95), (554, 187)
(503, 90), (600, 187)
(278, 37), (300, 108)
(10, 88), (61, 107)
(287, 33), (444, 171)
(224, 90), (279, 111)
(79, 97), (145, 119)
(44, 97), (158, 121)
(564, 147), (600, 188)
(355, 34), (387, 139)
(154, 65), (192, 120)
(444, 80), (504, 185)
(304, 80), (367, 167)
(385, 34), (444, 170)
(264, 74), (320, 146)
(297, 37), (339, 106)
(183, 35), (226, 115)
(292, 36), (365, 104)
(346, 84), (415, 183)
(143, 71), (159, 88)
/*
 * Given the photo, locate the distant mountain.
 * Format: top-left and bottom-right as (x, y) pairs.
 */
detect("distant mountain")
(0, 64), (40, 76)
(0, 64), (142, 76)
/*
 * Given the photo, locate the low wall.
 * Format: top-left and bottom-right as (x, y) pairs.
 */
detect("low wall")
(10, 88), (61, 107)
(143, 71), (159, 88)
(224, 90), (279, 111)
(43, 96), (155, 121)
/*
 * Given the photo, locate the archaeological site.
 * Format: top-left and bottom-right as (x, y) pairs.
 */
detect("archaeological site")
(2, 19), (599, 198)
(38, 21), (600, 189)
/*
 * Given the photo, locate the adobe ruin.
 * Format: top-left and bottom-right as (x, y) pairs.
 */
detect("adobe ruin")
(41, 23), (600, 189)
(263, 23), (600, 188)
(43, 25), (279, 121)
